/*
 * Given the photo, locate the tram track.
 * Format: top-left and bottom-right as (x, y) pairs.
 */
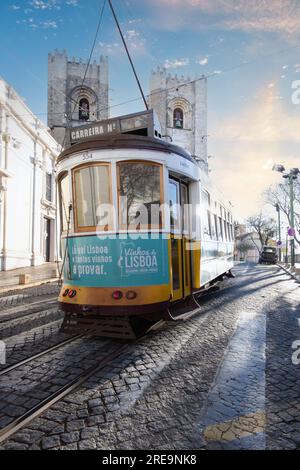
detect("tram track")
(0, 280), (234, 446)
(0, 333), (84, 377)
(0, 342), (130, 444)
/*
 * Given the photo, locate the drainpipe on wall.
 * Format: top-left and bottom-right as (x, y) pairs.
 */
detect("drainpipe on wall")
(31, 134), (37, 267)
(1, 114), (9, 271)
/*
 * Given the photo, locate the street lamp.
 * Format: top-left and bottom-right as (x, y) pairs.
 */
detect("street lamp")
(275, 203), (282, 262)
(272, 164), (299, 269)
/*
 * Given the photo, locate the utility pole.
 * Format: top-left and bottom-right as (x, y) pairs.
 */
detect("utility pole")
(273, 164), (299, 270)
(288, 173), (296, 268)
(276, 203), (282, 262)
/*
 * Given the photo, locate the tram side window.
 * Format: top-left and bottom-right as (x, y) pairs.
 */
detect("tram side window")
(169, 180), (180, 231)
(201, 190), (212, 239)
(73, 164), (111, 231)
(59, 173), (70, 232)
(211, 213), (217, 240)
(218, 216), (224, 240)
(223, 218), (228, 241)
(118, 162), (162, 229)
(227, 222), (232, 241)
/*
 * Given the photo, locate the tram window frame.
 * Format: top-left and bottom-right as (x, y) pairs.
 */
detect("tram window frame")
(169, 179), (181, 233)
(180, 183), (189, 235)
(210, 212), (217, 240)
(218, 216), (224, 241)
(58, 172), (70, 233)
(214, 214), (219, 241)
(201, 189), (212, 239)
(72, 162), (113, 233)
(117, 160), (164, 231)
(223, 218), (228, 241)
(227, 222), (231, 241)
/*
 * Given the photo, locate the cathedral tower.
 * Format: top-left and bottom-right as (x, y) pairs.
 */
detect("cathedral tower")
(149, 68), (207, 164)
(48, 49), (109, 146)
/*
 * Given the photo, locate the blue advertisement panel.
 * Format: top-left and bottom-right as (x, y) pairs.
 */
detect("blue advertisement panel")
(64, 235), (169, 287)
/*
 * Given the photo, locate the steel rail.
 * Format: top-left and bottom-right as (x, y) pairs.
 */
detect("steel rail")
(0, 334), (84, 377)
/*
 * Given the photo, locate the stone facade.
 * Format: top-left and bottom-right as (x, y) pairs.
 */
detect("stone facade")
(0, 77), (60, 271)
(149, 68), (207, 164)
(48, 50), (109, 146)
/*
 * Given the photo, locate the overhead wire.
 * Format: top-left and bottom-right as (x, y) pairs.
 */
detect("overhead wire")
(61, 0), (107, 150)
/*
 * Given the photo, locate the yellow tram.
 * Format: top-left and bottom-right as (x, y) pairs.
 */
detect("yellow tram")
(56, 110), (234, 337)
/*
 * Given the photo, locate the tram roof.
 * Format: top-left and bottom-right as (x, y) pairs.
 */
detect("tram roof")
(57, 133), (196, 164)
(57, 109), (196, 164)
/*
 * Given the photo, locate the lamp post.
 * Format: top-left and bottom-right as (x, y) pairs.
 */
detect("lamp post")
(275, 203), (282, 262)
(272, 165), (299, 269)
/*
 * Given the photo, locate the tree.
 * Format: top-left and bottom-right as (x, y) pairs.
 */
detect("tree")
(264, 180), (300, 246)
(246, 214), (277, 252)
(236, 240), (254, 254)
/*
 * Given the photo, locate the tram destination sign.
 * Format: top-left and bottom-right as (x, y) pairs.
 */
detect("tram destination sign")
(69, 110), (157, 145)
(70, 119), (121, 144)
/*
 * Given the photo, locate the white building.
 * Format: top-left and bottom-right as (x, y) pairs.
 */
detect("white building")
(235, 232), (261, 263)
(0, 76), (60, 271)
(149, 68), (207, 165)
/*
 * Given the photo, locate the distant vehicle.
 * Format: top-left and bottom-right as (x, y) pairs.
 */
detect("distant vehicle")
(259, 246), (278, 264)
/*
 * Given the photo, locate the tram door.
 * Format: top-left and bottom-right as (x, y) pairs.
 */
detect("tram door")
(169, 179), (192, 301)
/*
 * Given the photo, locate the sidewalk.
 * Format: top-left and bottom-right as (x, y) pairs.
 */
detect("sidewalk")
(0, 263), (60, 293)
(278, 262), (300, 283)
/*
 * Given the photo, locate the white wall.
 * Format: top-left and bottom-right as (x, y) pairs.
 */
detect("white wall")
(0, 77), (60, 271)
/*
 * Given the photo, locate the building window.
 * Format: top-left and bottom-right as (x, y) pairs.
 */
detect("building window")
(45, 173), (52, 202)
(173, 108), (183, 129)
(79, 98), (90, 121)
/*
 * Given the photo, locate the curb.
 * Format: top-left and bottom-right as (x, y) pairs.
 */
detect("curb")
(277, 264), (300, 284)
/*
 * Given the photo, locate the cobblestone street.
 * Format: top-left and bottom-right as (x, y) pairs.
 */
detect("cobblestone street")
(0, 263), (299, 450)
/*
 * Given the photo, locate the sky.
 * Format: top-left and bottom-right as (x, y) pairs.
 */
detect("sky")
(1, 0), (300, 220)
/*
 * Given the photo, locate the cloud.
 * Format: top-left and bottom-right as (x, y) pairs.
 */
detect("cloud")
(210, 85), (300, 218)
(164, 58), (190, 68)
(215, 86), (300, 143)
(197, 57), (208, 65)
(149, 0), (300, 39)
(124, 29), (147, 55)
(29, 0), (61, 10)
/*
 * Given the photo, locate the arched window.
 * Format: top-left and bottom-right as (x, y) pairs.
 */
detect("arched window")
(79, 98), (90, 121)
(173, 108), (183, 129)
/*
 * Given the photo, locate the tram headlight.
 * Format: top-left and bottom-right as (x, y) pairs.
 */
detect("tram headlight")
(112, 290), (123, 300)
(126, 291), (137, 300)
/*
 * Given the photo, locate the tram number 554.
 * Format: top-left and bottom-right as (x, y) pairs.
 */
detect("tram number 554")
(82, 152), (93, 161)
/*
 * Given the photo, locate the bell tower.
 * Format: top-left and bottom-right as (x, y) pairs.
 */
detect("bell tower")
(48, 49), (109, 147)
(149, 68), (207, 165)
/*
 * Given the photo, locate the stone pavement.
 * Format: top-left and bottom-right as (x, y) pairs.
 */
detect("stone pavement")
(0, 283), (61, 340)
(198, 309), (266, 449)
(198, 263), (300, 450)
(0, 263), (299, 450)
